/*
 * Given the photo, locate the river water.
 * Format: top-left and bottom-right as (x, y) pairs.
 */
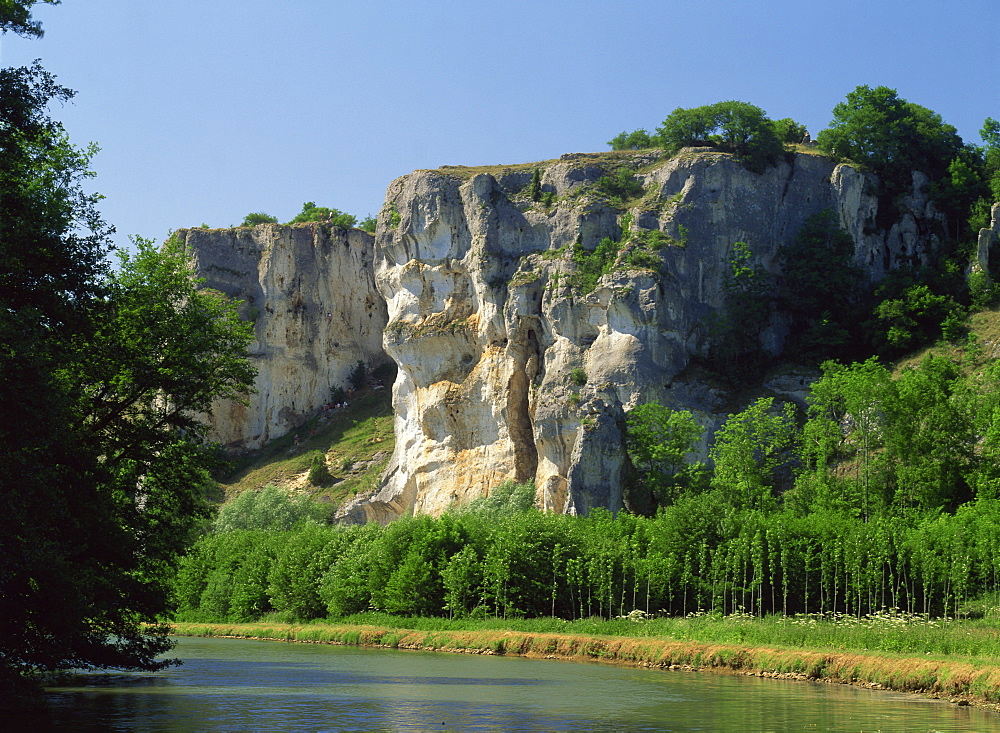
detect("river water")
(12, 636), (995, 731)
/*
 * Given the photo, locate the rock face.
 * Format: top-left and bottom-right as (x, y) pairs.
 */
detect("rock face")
(177, 224), (388, 450)
(338, 149), (944, 523)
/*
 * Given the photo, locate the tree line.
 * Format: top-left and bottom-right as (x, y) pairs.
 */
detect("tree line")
(174, 351), (1000, 624)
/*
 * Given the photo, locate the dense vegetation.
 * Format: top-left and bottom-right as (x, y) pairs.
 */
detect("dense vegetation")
(172, 86), (1000, 636)
(175, 347), (1000, 625)
(0, 3), (256, 706)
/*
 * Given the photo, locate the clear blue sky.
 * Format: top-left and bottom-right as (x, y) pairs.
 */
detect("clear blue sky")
(2, 0), (997, 251)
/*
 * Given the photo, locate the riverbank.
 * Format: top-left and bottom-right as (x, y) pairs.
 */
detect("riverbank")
(170, 620), (1000, 712)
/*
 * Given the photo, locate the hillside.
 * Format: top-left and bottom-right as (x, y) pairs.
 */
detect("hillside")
(216, 363), (396, 511)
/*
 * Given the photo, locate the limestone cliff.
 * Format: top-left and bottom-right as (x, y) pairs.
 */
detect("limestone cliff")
(338, 149), (944, 523)
(177, 224), (388, 450)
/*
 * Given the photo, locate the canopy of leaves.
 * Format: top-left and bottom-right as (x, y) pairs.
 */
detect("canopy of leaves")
(778, 210), (864, 360)
(624, 403), (706, 506)
(0, 0), (59, 38)
(654, 101), (785, 173)
(0, 59), (257, 695)
(607, 129), (653, 150)
(816, 86), (965, 214)
(214, 485), (325, 532)
(240, 212), (278, 227)
(286, 201), (357, 229)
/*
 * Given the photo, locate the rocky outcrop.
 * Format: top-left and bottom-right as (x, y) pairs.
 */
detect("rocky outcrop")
(975, 202), (1000, 281)
(177, 224), (388, 450)
(338, 149), (944, 523)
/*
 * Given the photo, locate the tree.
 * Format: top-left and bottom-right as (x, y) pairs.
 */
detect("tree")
(806, 359), (893, 520)
(608, 129), (653, 150)
(286, 201), (357, 228)
(980, 117), (1000, 203)
(816, 86), (964, 221)
(653, 101), (785, 173)
(214, 484), (323, 532)
(624, 403), (706, 506)
(0, 0), (59, 38)
(710, 397), (799, 511)
(778, 210), (863, 359)
(0, 52), (256, 700)
(240, 211), (277, 227)
(705, 241), (774, 383)
(772, 117), (808, 144)
(529, 168), (542, 201)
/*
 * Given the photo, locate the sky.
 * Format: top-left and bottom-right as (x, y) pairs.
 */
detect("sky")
(2, 0), (997, 252)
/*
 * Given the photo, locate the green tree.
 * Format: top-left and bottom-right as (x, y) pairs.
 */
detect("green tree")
(772, 117), (808, 144)
(806, 359), (893, 519)
(0, 0), (59, 38)
(624, 403), (706, 506)
(867, 283), (962, 356)
(816, 86), (964, 222)
(286, 201), (357, 228)
(0, 49), (256, 699)
(778, 210), (862, 358)
(529, 168), (542, 201)
(706, 241), (773, 383)
(240, 212), (277, 227)
(358, 214), (377, 233)
(710, 398), (799, 511)
(607, 129), (653, 150)
(654, 101), (784, 173)
(214, 484), (323, 532)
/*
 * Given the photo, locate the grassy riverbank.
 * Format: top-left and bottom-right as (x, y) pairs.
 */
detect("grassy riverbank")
(170, 612), (1000, 711)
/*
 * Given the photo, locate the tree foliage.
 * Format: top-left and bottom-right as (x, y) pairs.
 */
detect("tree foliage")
(0, 0), (59, 38)
(816, 85), (965, 225)
(654, 101), (786, 173)
(240, 212), (277, 227)
(0, 49), (256, 700)
(704, 241), (773, 383)
(778, 210), (863, 359)
(286, 201), (357, 228)
(624, 403), (706, 506)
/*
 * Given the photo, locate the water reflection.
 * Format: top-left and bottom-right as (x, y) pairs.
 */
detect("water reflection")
(19, 636), (995, 732)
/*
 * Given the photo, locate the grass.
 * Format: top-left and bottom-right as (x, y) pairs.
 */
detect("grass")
(170, 612), (1000, 707)
(218, 363), (396, 506)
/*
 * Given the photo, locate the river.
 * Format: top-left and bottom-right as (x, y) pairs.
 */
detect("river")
(11, 636), (994, 731)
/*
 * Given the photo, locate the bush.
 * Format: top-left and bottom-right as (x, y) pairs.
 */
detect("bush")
(358, 215), (376, 233)
(595, 168), (644, 204)
(570, 367), (588, 386)
(348, 360), (367, 390)
(308, 454), (334, 486)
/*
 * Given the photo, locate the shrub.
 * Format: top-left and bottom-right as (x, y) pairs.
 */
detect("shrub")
(595, 168), (644, 204)
(358, 215), (376, 233)
(308, 454), (334, 486)
(570, 367), (588, 386)
(348, 360), (367, 390)
(570, 237), (619, 294)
